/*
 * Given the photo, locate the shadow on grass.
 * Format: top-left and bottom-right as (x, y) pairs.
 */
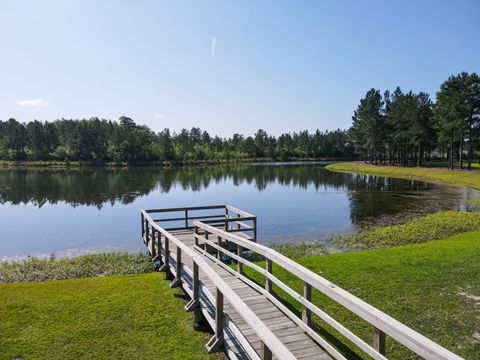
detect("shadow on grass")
(239, 270), (365, 359)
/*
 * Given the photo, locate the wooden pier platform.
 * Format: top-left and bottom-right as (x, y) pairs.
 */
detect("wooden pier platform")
(141, 205), (463, 360)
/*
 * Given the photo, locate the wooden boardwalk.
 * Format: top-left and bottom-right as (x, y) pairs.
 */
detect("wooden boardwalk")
(141, 205), (463, 360)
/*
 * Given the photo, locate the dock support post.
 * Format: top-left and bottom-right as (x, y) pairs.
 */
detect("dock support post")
(206, 288), (224, 353)
(302, 282), (312, 326)
(261, 342), (273, 360)
(265, 258), (272, 293)
(373, 327), (386, 355)
(141, 213), (145, 240)
(170, 247), (182, 288)
(185, 262), (205, 324)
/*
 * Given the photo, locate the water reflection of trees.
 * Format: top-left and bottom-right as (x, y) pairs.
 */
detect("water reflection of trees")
(0, 165), (473, 221)
(346, 173), (474, 227)
(0, 164), (356, 208)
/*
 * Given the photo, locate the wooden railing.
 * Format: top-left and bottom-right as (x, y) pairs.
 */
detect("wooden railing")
(144, 204), (257, 241)
(141, 209), (293, 360)
(193, 221), (463, 360)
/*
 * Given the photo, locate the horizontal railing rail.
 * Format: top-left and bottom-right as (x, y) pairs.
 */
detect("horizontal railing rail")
(193, 221), (463, 360)
(141, 209), (295, 360)
(144, 204), (257, 241)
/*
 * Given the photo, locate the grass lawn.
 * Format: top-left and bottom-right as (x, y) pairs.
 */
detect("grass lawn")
(247, 231), (480, 359)
(325, 162), (480, 190)
(0, 272), (221, 360)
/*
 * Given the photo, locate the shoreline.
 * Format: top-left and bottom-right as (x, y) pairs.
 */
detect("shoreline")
(326, 161), (480, 190)
(0, 158), (353, 169)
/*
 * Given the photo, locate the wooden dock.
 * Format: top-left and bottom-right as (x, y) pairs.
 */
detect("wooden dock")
(141, 205), (463, 360)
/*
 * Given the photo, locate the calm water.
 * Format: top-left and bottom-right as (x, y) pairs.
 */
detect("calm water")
(0, 163), (478, 261)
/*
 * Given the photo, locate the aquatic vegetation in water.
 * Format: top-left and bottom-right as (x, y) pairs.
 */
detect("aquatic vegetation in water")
(272, 211), (480, 256)
(271, 242), (326, 258)
(335, 211), (480, 250)
(0, 252), (155, 283)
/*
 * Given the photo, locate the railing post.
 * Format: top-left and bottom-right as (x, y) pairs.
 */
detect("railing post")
(237, 244), (243, 275)
(206, 287), (224, 352)
(141, 213), (145, 239)
(157, 232), (163, 266)
(253, 217), (257, 242)
(237, 213), (241, 230)
(302, 282), (312, 326)
(186, 262), (199, 308)
(205, 230), (209, 253)
(159, 237), (173, 279)
(265, 258), (272, 293)
(217, 236), (222, 260)
(170, 246), (182, 287)
(151, 228), (156, 258)
(224, 207), (229, 231)
(194, 225), (199, 246)
(185, 209), (188, 229)
(373, 327), (386, 355)
(261, 341), (273, 360)
(145, 220), (150, 248)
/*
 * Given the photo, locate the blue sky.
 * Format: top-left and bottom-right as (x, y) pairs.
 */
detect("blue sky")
(1, 0), (479, 136)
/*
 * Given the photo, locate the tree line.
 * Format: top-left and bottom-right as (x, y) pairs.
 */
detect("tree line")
(351, 72), (480, 169)
(2, 71), (478, 168)
(0, 116), (354, 163)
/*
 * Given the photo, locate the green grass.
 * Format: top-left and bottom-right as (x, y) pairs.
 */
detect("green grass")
(326, 162), (480, 190)
(423, 161), (480, 169)
(246, 231), (480, 359)
(0, 252), (155, 283)
(0, 272), (222, 360)
(335, 211), (480, 250)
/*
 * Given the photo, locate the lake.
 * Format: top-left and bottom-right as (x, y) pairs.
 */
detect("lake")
(1, 162), (478, 261)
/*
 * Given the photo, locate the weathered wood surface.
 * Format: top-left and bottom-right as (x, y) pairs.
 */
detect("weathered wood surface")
(158, 232), (329, 359)
(142, 205), (464, 360)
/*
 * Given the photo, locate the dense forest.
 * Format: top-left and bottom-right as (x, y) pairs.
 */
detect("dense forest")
(1, 72), (478, 168)
(0, 117), (354, 163)
(351, 72), (480, 169)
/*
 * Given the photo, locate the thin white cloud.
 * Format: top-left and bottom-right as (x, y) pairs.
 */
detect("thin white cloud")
(17, 98), (49, 107)
(154, 113), (166, 119)
(211, 36), (217, 57)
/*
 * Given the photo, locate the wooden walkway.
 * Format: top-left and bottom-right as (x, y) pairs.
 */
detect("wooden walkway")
(141, 205), (463, 360)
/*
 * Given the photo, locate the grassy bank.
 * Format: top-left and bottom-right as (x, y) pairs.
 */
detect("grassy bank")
(248, 231), (480, 359)
(326, 162), (480, 190)
(0, 272), (221, 360)
(272, 211), (480, 257)
(0, 252), (155, 283)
